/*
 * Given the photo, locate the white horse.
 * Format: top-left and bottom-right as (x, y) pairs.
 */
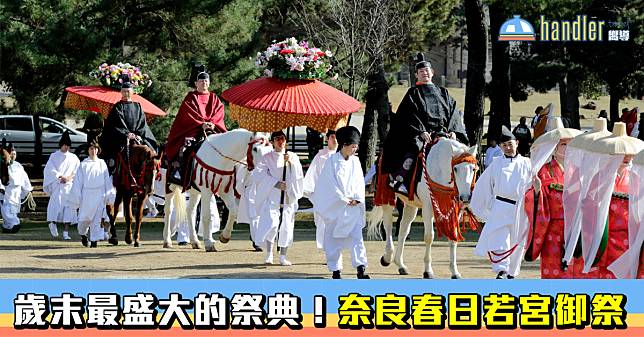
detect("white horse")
(367, 138), (478, 278)
(162, 129), (269, 251)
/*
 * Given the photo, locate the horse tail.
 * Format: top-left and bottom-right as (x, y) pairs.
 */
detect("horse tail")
(169, 184), (187, 225)
(367, 205), (384, 240)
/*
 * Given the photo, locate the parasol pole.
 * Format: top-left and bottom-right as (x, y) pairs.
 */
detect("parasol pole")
(276, 154), (289, 252)
(291, 126), (296, 152)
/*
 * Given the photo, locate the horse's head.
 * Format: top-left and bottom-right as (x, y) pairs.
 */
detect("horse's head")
(249, 132), (272, 170)
(427, 138), (478, 204)
(452, 144), (478, 204)
(130, 145), (161, 195)
(0, 147), (10, 186)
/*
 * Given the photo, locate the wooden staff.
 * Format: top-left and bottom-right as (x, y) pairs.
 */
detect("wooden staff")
(276, 153), (289, 251)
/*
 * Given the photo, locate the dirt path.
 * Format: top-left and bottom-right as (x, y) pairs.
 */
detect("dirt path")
(0, 221), (540, 279)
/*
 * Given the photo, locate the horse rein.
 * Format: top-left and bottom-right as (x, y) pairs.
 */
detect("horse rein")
(421, 140), (480, 228)
(205, 136), (266, 171)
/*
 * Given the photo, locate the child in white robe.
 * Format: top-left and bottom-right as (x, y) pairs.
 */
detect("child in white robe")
(303, 130), (337, 249)
(249, 131), (304, 266)
(1, 144), (33, 233)
(313, 126), (369, 279)
(471, 126), (532, 279)
(44, 131), (80, 240)
(70, 141), (114, 247)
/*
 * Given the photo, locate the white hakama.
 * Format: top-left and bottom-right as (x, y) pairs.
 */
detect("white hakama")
(303, 148), (336, 249)
(312, 152), (368, 272)
(471, 155), (531, 277)
(248, 150), (303, 248)
(44, 150), (80, 224)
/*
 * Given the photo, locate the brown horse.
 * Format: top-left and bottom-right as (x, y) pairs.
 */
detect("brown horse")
(106, 144), (160, 247)
(0, 146), (11, 186)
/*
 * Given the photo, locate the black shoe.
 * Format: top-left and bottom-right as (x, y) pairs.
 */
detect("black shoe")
(90, 241), (98, 248)
(496, 271), (508, 279)
(332, 270), (341, 279)
(178, 241), (188, 246)
(357, 265), (370, 279)
(507, 275), (515, 279)
(10, 225), (20, 233)
(81, 235), (89, 247)
(252, 240), (263, 252)
(2, 227), (11, 233)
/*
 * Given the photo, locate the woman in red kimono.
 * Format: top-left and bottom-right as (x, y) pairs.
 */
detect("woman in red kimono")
(594, 155), (632, 278)
(527, 147), (633, 279)
(525, 137), (598, 278)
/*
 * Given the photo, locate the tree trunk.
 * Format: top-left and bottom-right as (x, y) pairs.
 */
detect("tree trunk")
(558, 77), (567, 123)
(33, 114), (43, 173)
(609, 85), (620, 129)
(359, 59), (388, 172)
(488, 4), (511, 142)
(463, 0), (488, 147)
(564, 73), (580, 129)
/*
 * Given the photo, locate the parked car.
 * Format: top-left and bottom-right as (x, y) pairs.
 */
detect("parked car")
(0, 115), (86, 161)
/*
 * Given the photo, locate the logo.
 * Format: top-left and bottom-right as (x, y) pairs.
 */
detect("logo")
(499, 15), (536, 41)
(500, 15), (619, 42)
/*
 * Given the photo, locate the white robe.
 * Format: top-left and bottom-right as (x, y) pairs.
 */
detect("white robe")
(249, 150), (304, 247)
(484, 145), (503, 169)
(150, 167), (166, 206)
(1, 162), (32, 229)
(303, 147), (336, 249)
(312, 152), (367, 271)
(69, 158), (113, 241)
(44, 150), (80, 223)
(471, 154), (531, 276)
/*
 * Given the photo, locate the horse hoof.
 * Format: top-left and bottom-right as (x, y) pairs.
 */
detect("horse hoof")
(451, 274), (462, 279)
(163, 242), (173, 249)
(219, 234), (230, 244)
(380, 256), (391, 267)
(398, 267), (409, 275)
(205, 246), (217, 252)
(192, 242), (202, 250)
(108, 238), (118, 246)
(423, 272), (434, 279)
(125, 237), (132, 245)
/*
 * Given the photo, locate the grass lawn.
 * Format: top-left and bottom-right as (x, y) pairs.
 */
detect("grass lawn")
(388, 85), (644, 129)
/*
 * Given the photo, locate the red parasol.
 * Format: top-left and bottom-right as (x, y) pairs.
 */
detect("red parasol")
(221, 77), (361, 132)
(64, 86), (166, 118)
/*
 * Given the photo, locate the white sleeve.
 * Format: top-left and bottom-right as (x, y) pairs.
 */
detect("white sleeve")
(470, 160), (496, 221)
(364, 163), (376, 185)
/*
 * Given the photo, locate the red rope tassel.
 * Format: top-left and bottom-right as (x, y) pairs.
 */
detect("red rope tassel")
(487, 244), (519, 263)
(213, 176), (223, 194)
(223, 175), (233, 193)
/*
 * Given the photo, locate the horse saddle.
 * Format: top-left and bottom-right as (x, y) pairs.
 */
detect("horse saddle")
(391, 135), (445, 201)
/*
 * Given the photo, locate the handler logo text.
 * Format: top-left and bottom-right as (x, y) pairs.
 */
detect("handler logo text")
(499, 15), (606, 42)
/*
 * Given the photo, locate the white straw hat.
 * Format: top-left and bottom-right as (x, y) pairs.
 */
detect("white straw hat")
(587, 122), (644, 155)
(568, 118), (610, 150)
(531, 117), (582, 149)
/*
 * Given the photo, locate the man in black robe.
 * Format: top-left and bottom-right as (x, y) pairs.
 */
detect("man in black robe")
(382, 55), (468, 194)
(100, 80), (157, 174)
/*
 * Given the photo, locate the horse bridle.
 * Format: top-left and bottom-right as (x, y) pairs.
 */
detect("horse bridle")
(205, 136), (266, 171)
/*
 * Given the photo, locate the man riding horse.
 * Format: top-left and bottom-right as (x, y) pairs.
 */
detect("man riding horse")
(381, 54), (468, 196)
(100, 76), (159, 246)
(165, 65), (227, 189)
(100, 76), (158, 174)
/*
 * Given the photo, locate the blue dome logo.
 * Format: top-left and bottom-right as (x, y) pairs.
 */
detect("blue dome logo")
(499, 15), (536, 41)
